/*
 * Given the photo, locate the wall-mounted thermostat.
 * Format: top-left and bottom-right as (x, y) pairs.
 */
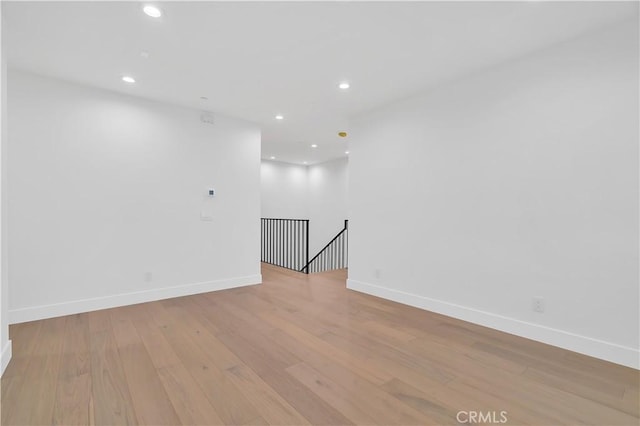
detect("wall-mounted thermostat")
(200, 111), (215, 125)
(208, 188), (216, 197)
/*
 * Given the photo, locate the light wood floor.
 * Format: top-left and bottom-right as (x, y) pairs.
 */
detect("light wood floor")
(1, 264), (638, 425)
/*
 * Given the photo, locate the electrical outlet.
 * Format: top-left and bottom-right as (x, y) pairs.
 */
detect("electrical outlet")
(532, 297), (545, 313)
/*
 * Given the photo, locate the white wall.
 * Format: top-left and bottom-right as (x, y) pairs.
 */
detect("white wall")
(260, 160), (308, 220)
(7, 70), (261, 323)
(348, 21), (639, 368)
(308, 157), (348, 254)
(260, 158), (348, 256)
(0, 4), (12, 375)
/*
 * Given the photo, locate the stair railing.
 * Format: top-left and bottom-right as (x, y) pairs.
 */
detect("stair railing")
(300, 220), (348, 274)
(260, 218), (309, 272)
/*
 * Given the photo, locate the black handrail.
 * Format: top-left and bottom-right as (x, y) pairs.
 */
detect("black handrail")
(261, 218), (309, 272)
(300, 220), (348, 274)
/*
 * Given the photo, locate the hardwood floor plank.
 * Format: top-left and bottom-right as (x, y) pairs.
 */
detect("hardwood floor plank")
(158, 301), (245, 371)
(622, 387), (640, 416)
(156, 365), (225, 425)
(53, 373), (93, 425)
(88, 310), (138, 426)
(445, 378), (564, 425)
(319, 329), (455, 385)
(224, 364), (311, 425)
(2, 320), (44, 379)
(239, 291), (334, 337)
(216, 330), (354, 426)
(453, 365), (638, 425)
(58, 314), (91, 379)
(286, 362), (378, 425)
(562, 351), (640, 388)
(242, 416), (269, 425)
(1, 320), (45, 424)
(474, 340), (628, 397)
(356, 319), (417, 344)
(523, 365), (639, 417)
(2, 263), (638, 426)
(259, 310), (393, 386)
(128, 309), (183, 370)
(286, 361), (437, 425)
(126, 303), (226, 424)
(53, 313), (93, 425)
(110, 313), (180, 425)
(8, 317), (66, 425)
(380, 378), (465, 426)
(0, 376), (22, 424)
(198, 297), (303, 369)
(145, 302), (260, 425)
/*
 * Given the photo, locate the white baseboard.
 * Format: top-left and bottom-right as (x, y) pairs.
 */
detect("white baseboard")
(9, 274), (262, 324)
(347, 279), (639, 370)
(1, 340), (12, 376)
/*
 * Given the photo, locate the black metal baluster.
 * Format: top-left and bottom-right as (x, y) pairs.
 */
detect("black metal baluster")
(274, 219), (278, 266)
(293, 220), (298, 270)
(341, 233), (344, 268)
(305, 220), (309, 274)
(295, 220), (298, 270)
(286, 220), (290, 269)
(278, 219), (281, 266)
(289, 219), (293, 270)
(265, 219), (269, 264)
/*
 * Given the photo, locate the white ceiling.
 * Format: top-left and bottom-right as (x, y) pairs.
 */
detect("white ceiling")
(4, 1), (637, 165)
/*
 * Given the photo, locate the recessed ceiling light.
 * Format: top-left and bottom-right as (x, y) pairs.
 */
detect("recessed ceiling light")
(345, 151), (350, 155)
(339, 82), (350, 90)
(303, 161), (308, 165)
(270, 156), (276, 160)
(275, 115), (284, 120)
(311, 144), (318, 148)
(122, 76), (136, 83)
(143, 5), (163, 18)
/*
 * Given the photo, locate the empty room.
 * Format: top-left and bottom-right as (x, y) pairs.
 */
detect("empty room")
(0, 1), (638, 425)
